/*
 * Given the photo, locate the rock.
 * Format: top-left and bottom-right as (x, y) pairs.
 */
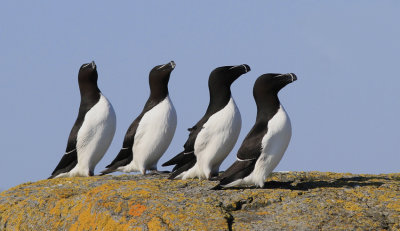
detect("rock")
(0, 172), (399, 230)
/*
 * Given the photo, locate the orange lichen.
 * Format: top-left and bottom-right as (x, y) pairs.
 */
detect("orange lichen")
(256, 211), (270, 215)
(128, 204), (146, 217)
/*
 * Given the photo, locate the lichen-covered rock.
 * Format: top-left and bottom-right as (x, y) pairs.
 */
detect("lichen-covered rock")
(0, 172), (399, 230)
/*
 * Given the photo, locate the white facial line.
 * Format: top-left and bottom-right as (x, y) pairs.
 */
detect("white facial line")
(183, 151), (194, 155)
(229, 65), (246, 71)
(65, 149), (76, 155)
(82, 63), (90, 68)
(121, 147), (129, 150)
(157, 64), (168, 70)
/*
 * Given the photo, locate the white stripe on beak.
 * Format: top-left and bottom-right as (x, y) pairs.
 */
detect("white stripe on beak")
(289, 73), (294, 82)
(242, 64), (248, 73)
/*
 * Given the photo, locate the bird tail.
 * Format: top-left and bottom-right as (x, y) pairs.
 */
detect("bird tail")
(162, 151), (197, 179)
(162, 151), (186, 167)
(210, 184), (223, 190)
(48, 150), (78, 179)
(168, 157), (197, 179)
(99, 168), (116, 176)
(216, 159), (257, 187)
(100, 148), (133, 176)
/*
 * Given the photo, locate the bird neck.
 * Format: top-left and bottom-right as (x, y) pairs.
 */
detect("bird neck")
(206, 86), (231, 115)
(255, 93), (280, 123)
(149, 84), (169, 103)
(79, 82), (101, 106)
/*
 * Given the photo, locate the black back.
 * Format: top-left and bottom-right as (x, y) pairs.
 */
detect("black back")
(216, 73), (297, 187)
(100, 61), (175, 175)
(162, 64), (251, 176)
(49, 61), (101, 178)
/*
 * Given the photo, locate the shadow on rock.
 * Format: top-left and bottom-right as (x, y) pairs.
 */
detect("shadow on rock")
(214, 176), (387, 191)
(263, 176), (386, 191)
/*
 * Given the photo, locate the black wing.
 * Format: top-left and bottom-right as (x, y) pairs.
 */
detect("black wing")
(100, 148), (133, 175)
(49, 149), (78, 179)
(212, 121), (268, 188)
(49, 136), (78, 179)
(49, 90), (102, 179)
(161, 117), (208, 163)
(100, 113), (144, 175)
(48, 116), (83, 179)
(161, 125), (201, 179)
(162, 117), (208, 178)
(162, 116), (209, 179)
(167, 152), (197, 179)
(162, 151), (192, 168)
(182, 122), (204, 154)
(100, 97), (163, 175)
(236, 121), (268, 161)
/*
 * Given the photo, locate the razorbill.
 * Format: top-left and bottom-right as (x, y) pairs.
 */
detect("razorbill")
(213, 73), (297, 188)
(49, 61), (116, 179)
(162, 64), (250, 180)
(100, 61), (177, 175)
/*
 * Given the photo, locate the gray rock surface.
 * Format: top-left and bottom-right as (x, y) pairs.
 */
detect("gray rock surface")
(0, 172), (399, 230)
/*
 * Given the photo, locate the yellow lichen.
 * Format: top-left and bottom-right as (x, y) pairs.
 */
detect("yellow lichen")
(147, 217), (166, 230)
(387, 202), (400, 212)
(343, 201), (363, 212)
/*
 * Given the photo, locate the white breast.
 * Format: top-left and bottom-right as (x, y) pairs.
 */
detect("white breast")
(261, 105), (292, 158)
(74, 94), (116, 176)
(244, 105), (291, 187)
(123, 96), (177, 173)
(193, 97), (242, 176)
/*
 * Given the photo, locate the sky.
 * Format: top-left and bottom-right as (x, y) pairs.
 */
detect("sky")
(1, 1), (399, 191)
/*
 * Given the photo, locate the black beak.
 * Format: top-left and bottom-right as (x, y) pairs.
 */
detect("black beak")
(158, 61), (176, 71)
(230, 64), (251, 74)
(288, 73), (297, 82)
(169, 61), (176, 69)
(276, 73), (297, 83)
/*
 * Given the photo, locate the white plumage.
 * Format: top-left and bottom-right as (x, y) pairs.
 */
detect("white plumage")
(225, 105), (291, 187)
(55, 94), (116, 178)
(118, 96), (177, 174)
(178, 97), (241, 179)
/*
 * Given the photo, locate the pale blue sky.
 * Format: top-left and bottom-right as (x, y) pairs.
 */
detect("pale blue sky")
(1, 1), (399, 190)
